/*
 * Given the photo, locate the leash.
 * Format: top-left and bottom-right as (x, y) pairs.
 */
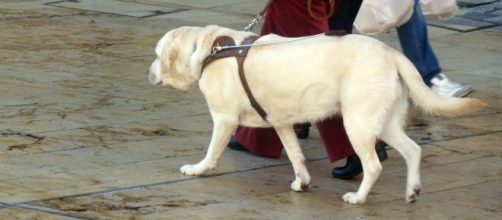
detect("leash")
(210, 33), (325, 56)
(243, 0), (273, 32)
(244, 0), (338, 31)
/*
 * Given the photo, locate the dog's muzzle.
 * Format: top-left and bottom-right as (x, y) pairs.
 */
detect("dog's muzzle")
(148, 71), (161, 86)
(148, 61), (163, 86)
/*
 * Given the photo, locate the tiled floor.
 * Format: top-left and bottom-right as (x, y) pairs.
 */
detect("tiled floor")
(0, 0), (501, 219)
(429, 0), (502, 32)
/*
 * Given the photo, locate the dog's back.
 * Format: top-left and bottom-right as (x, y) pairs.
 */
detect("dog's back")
(240, 34), (409, 125)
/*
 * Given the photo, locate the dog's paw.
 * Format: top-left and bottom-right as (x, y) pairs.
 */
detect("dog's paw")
(180, 164), (205, 176)
(342, 192), (366, 204)
(291, 179), (310, 192)
(406, 185), (422, 203)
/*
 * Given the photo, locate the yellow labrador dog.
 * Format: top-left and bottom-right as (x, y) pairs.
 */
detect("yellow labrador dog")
(148, 25), (484, 204)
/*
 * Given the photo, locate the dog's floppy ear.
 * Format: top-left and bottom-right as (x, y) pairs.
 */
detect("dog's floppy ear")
(158, 30), (182, 72)
(167, 44), (178, 62)
(165, 27), (202, 72)
(189, 25), (222, 75)
(157, 27), (201, 90)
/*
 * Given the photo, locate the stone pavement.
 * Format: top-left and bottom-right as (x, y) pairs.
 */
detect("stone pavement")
(0, 0), (501, 219)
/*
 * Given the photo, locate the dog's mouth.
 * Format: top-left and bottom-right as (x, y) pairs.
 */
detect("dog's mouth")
(148, 73), (162, 86)
(148, 75), (162, 86)
(147, 67), (163, 86)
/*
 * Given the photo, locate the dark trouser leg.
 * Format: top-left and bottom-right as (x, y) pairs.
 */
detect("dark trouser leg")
(328, 0), (363, 33)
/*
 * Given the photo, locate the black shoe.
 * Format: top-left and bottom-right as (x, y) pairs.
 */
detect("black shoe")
(332, 143), (388, 179)
(294, 123), (311, 139)
(227, 136), (248, 151)
(332, 154), (362, 179)
(375, 142), (388, 161)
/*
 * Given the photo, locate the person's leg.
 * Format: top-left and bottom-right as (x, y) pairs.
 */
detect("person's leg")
(326, 0), (387, 179)
(316, 116), (355, 162)
(397, 0), (441, 85)
(397, 0), (472, 97)
(328, 0), (363, 33)
(231, 126), (284, 158)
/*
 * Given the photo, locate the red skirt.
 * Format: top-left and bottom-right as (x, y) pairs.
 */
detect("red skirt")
(235, 0), (355, 162)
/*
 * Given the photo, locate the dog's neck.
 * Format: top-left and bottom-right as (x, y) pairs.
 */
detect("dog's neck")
(190, 26), (257, 79)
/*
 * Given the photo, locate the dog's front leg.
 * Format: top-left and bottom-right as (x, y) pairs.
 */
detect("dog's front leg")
(180, 117), (237, 176)
(274, 126), (311, 191)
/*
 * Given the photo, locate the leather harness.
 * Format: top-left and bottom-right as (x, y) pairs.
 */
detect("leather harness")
(200, 31), (347, 122)
(202, 35), (268, 121)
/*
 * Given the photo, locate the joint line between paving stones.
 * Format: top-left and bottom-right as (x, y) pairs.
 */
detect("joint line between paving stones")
(139, 9), (189, 19)
(422, 178), (502, 195)
(44, 1), (188, 19)
(1, 201), (87, 219)
(428, 23), (502, 33)
(416, 130), (501, 145)
(0, 201), (13, 209)
(44, 2), (137, 19)
(0, 13), (99, 21)
(9, 203), (90, 220)
(382, 154), (496, 178)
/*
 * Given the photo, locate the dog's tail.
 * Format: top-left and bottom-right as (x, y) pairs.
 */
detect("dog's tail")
(394, 52), (485, 117)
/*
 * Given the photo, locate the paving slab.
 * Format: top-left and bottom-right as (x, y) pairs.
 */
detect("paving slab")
(458, 0), (499, 7)
(428, 16), (497, 32)
(428, 1), (502, 32)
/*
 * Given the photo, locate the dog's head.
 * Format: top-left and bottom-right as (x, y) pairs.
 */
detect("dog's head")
(148, 26), (200, 90)
(148, 26), (226, 90)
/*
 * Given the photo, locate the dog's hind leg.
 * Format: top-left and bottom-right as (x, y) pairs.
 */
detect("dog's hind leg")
(342, 116), (382, 204)
(274, 126), (311, 191)
(180, 117), (237, 176)
(380, 114), (422, 203)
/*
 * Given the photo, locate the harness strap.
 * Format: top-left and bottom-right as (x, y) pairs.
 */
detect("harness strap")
(202, 35), (268, 121)
(236, 36), (267, 121)
(201, 36), (236, 70)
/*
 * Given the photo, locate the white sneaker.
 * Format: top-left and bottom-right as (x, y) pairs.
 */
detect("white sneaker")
(430, 73), (473, 97)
